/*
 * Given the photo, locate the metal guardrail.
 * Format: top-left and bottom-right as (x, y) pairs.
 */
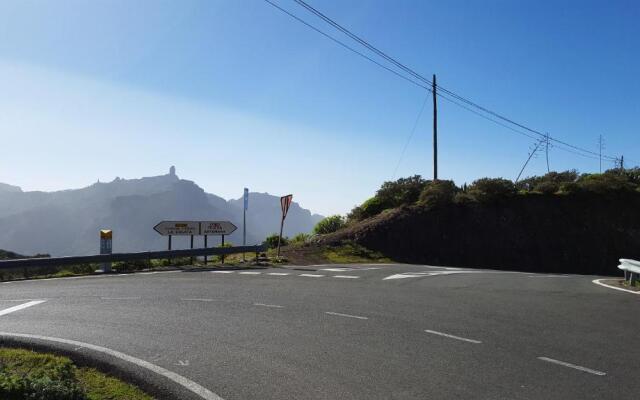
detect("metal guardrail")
(618, 258), (640, 285)
(0, 245), (266, 269)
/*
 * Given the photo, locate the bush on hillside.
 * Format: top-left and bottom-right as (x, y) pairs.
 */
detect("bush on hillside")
(533, 181), (560, 195)
(264, 233), (287, 249)
(348, 175), (429, 221)
(418, 180), (458, 208)
(516, 170), (578, 192)
(453, 192), (477, 204)
(467, 178), (516, 202)
(313, 215), (346, 235)
(576, 172), (636, 193)
(290, 233), (311, 244)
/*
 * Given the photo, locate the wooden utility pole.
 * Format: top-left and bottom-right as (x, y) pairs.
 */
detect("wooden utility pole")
(432, 74), (438, 181)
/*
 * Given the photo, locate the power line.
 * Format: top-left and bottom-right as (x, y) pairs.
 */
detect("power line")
(392, 94), (430, 179)
(279, 0), (623, 162)
(261, 0), (430, 92)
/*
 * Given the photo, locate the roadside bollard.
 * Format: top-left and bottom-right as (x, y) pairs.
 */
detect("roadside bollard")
(100, 230), (112, 273)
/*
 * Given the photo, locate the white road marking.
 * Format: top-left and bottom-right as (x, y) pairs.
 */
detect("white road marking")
(238, 271), (261, 275)
(384, 270), (486, 280)
(181, 298), (214, 302)
(320, 268), (354, 272)
(0, 299), (40, 302)
(0, 332), (224, 400)
(299, 274), (324, 278)
(424, 330), (482, 344)
(333, 275), (360, 279)
(254, 303), (284, 308)
(537, 357), (606, 376)
(527, 275), (571, 278)
(100, 297), (141, 300)
(177, 360), (190, 366)
(0, 300), (46, 317)
(211, 270), (234, 274)
(325, 311), (368, 320)
(267, 272), (290, 276)
(592, 279), (640, 294)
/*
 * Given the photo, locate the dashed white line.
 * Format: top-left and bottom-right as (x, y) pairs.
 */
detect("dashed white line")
(333, 275), (360, 279)
(267, 272), (290, 276)
(0, 300), (46, 317)
(100, 297), (140, 300)
(211, 271), (234, 274)
(254, 303), (284, 308)
(321, 268), (354, 272)
(325, 311), (368, 320)
(537, 357), (606, 376)
(299, 274), (324, 278)
(238, 271), (261, 275)
(181, 298), (214, 302)
(424, 330), (482, 344)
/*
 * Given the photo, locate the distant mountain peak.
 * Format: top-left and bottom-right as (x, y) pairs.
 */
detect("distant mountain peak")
(0, 183), (22, 193)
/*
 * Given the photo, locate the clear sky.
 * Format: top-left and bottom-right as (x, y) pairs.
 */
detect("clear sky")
(1, 0), (638, 215)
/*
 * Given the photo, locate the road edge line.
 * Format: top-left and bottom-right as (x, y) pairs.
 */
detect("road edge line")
(0, 332), (224, 400)
(592, 279), (640, 295)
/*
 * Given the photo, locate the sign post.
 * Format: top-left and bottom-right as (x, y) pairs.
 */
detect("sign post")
(277, 194), (293, 258)
(204, 235), (208, 265)
(201, 221), (237, 265)
(243, 188), (249, 262)
(153, 221), (200, 265)
(99, 230), (113, 272)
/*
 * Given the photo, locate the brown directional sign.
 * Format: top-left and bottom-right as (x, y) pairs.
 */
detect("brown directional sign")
(153, 221), (200, 236)
(201, 221), (237, 236)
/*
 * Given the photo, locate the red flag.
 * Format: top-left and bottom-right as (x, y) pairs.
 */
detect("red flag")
(280, 194), (293, 220)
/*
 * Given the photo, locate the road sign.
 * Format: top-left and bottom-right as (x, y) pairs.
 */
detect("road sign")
(153, 221), (200, 236)
(281, 194), (293, 219)
(201, 221), (237, 236)
(277, 194), (293, 258)
(99, 229), (112, 273)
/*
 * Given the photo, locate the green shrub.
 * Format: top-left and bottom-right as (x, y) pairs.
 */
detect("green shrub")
(468, 178), (516, 202)
(263, 233), (287, 249)
(453, 192), (477, 204)
(418, 180), (458, 207)
(348, 175), (430, 221)
(313, 215), (346, 234)
(576, 172), (636, 193)
(290, 233), (311, 244)
(516, 170), (578, 192)
(533, 181), (559, 195)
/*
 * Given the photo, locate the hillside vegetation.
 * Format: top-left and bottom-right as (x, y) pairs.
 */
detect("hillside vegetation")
(319, 169), (640, 275)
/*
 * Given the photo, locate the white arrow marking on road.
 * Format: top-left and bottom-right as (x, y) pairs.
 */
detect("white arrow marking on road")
(383, 270), (488, 280)
(0, 300), (46, 317)
(177, 360), (190, 366)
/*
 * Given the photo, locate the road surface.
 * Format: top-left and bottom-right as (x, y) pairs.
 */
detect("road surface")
(0, 264), (638, 399)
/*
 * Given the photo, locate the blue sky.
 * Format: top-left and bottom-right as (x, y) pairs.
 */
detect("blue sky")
(1, 0), (638, 215)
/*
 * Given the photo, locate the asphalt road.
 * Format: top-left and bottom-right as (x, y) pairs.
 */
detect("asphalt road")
(0, 264), (638, 399)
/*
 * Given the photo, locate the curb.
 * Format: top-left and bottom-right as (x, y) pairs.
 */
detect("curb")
(0, 333), (223, 400)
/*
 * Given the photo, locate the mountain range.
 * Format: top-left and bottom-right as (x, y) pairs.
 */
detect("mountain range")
(0, 167), (323, 256)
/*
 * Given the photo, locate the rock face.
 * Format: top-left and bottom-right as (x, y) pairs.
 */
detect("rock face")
(0, 171), (323, 256)
(326, 193), (640, 275)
